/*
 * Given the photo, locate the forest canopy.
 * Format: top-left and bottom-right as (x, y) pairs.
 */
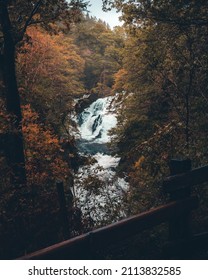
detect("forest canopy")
(0, 0), (208, 259)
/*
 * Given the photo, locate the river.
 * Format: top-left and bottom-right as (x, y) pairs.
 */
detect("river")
(74, 94), (129, 225)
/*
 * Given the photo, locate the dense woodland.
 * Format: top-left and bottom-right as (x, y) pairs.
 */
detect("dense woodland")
(0, 0), (208, 259)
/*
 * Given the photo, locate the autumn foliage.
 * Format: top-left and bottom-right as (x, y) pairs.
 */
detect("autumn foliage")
(22, 104), (70, 187)
(17, 27), (85, 134)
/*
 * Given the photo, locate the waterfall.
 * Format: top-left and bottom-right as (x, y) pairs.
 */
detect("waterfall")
(77, 97), (117, 154)
(74, 94), (128, 224)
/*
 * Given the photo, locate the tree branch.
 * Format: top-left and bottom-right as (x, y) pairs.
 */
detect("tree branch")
(27, 19), (44, 26)
(16, 0), (43, 43)
(24, 0), (43, 30)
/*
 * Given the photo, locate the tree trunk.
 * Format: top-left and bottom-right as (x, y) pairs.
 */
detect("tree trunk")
(0, 3), (26, 188)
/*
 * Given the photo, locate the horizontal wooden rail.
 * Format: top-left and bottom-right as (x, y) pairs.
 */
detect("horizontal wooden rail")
(163, 165), (208, 193)
(19, 196), (198, 260)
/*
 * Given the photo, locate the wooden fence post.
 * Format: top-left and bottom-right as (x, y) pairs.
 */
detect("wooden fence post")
(56, 181), (70, 239)
(166, 159), (192, 241)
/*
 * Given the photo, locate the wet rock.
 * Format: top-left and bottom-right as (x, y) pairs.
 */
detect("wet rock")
(75, 93), (99, 114)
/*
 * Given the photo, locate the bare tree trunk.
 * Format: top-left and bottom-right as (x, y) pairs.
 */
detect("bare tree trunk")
(0, 2), (26, 188)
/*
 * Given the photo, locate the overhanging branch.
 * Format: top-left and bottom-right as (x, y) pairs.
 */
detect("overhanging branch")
(17, 0), (43, 43)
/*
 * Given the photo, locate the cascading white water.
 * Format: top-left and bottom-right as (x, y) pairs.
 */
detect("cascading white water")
(76, 97), (117, 155)
(78, 97), (117, 143)
(74, 94), (129, 224)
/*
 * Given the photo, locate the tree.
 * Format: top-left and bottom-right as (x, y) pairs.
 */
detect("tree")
(108, 0), (208, 155)
(108, 0), (208, 214)
(17, 27), (85, 135)
(103, 0), (208, 27)
(22, 104), (70, 187)
(0, 0), (87, 187)
(72, 15), (125, 94)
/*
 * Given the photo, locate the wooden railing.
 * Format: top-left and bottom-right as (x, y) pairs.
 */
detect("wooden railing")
(19, 159), (208, 260)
